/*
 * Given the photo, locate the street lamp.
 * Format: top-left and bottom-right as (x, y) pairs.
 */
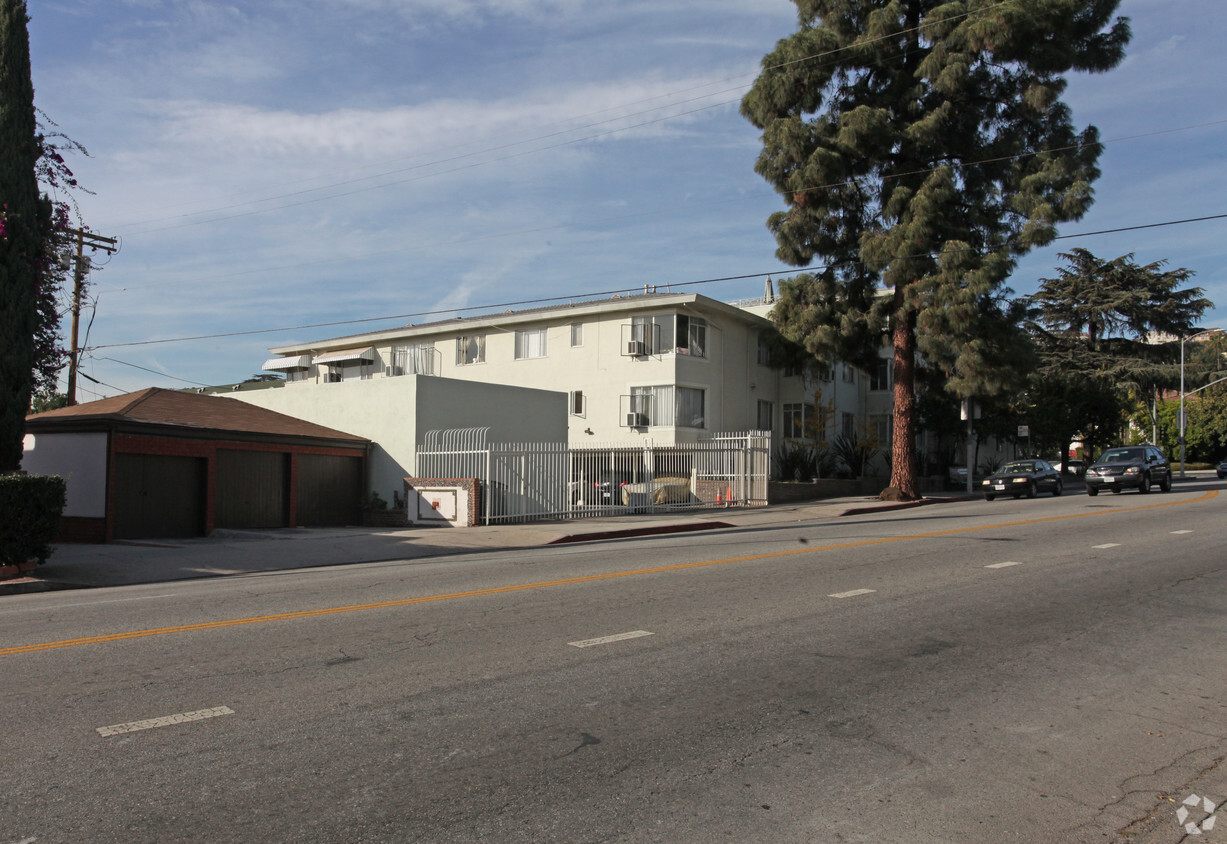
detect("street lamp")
(1179, 328), (1224, 477)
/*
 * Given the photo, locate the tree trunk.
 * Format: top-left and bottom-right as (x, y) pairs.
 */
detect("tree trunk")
(888, 291), (919, 499)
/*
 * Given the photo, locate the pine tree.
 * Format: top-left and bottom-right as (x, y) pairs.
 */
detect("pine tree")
(741, 0), (1130, 498)
(0, 0), (43, 471)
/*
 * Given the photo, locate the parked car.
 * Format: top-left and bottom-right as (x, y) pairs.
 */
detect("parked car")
(1217, 459), (1227, 480)
(571, 471), (634, 506)
(1059, 459), (1085, 476)
(1085, 445), (1172, 495)
(981, 459), (1063, 500)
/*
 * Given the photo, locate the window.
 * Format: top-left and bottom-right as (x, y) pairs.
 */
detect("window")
(570, 322), (583, 347)
(570, 390), (586, 417)
(514, 328), (547, 360)
(757, 334), (771, 366)
(675, 315), (707, 357)
(756, 400), (774, 432)
(390, 343), (436, 376)
(628, 385), (706, 428)
(842, 412), (856, 439)
(870, 413), (891, 446)
(456, 334), (485, 366)
(842, 364), (855, 383)
(631, 315), (671, 353)
(869, 358), (892, 391)
(286, 369), (309, 383)
(782, 402), (815, 439)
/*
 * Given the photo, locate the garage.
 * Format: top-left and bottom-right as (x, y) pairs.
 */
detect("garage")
(23, 388), (370, 542)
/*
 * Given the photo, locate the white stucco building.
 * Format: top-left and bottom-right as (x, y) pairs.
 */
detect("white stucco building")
(239, 291), (899, 497)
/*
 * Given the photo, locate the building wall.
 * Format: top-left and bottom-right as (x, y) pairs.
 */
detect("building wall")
(235, 375), (567, 504)
(21, 431), (108, 518)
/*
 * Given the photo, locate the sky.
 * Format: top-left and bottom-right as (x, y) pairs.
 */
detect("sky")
(27, 0), (1227, 400)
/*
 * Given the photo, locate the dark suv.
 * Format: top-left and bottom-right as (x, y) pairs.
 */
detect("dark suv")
(1085, 445), (1172, 496)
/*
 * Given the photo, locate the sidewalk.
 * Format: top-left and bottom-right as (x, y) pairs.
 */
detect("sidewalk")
(1, 493), (960, 595)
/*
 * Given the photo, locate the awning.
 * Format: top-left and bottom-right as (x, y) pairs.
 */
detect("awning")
(311, 347), (375, 365)
(262, 355), (312, 371)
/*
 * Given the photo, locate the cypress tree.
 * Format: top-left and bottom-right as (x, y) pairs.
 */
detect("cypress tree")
(742, 0), (1130, 498)
(0, 0), (42, 471)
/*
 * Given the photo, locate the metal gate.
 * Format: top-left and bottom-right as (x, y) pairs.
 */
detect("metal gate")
(416, 429), (769, 524)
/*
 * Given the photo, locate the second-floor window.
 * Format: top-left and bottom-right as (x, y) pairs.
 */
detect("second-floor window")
(390, 343), (436, 376)
(570, 322), (583, 347)
(456, 334), (485, 366)
(869, 358), (892, 391)
(515, 328), (547, 360)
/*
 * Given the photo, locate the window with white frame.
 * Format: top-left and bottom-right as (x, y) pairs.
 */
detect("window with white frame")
(842, 364), (855, 383)
(842, 411), (856, 439)
(390, 343), (436, 376)
(782, 402), (815, 439)
(570, 322), (583, 347)
(629, 385), (706, 428)
(869, 357), (892, 391)
(870, 413), (891, 446)
(570, 390), (586, 417)
(756, 399), (774, 432)
(456, 334), (485, 366)
(675, 315), (707, 357)
(514, 327), (547, 360)
(630, 315), (672, 353)
(757, 334), (771, 366)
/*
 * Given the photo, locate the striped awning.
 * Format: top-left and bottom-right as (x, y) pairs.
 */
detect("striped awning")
(311, 347), (375, 365)
(261, 355), (312, 371)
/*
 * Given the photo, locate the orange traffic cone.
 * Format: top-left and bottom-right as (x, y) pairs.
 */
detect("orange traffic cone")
(716, 487), (723, 505)
(725, 485), (733, 507)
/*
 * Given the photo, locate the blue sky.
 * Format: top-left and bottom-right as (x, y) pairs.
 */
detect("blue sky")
(28, 0), (1227, 399)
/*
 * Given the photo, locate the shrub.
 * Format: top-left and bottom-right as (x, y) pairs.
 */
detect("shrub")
(0, 473), (66, 566)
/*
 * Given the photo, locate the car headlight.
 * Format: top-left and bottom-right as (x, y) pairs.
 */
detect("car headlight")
(1124, 466), (1140, 475)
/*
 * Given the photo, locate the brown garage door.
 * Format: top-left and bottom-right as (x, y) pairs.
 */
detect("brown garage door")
(215, 449), (289, 529)
(297, 453), (362, 526)
(113, 453), (206, 539)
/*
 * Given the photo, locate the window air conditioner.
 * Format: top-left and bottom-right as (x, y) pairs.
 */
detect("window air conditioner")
(385, 365), (404, 377)
(625, 340), (646, 357)
(626, 412), (648, 427)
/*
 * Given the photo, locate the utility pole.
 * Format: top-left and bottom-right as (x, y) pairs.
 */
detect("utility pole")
(63, 227), (118, 405)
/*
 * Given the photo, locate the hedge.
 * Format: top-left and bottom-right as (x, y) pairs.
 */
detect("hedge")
(0, 473), (67, 566)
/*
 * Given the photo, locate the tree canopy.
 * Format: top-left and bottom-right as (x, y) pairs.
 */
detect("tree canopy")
(741, 0), (1130, 498)
(0, 0), (43, 471)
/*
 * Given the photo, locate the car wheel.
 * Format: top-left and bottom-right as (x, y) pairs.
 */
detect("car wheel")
(1025, 481), (1037, 499)
(1087, 487), (1098, 496)
(985, 494), (995, 502)
(1053, 479), (1063, 497)
(1218, 472), (1226, 480)
(1159, 473), (1171, 492)
(1138, 473), (1151, 494)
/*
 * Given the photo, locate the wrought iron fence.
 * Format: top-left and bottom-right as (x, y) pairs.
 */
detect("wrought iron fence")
(416, 429), (769, 524)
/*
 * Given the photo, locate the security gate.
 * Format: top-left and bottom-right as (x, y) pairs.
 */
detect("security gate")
(416, 429), (769, 524)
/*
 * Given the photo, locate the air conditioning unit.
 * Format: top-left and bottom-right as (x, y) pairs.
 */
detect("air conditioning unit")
(626, 412), (648, 427)
(385, 365), (404, 377)
(625, 340), (646, 357)
(324, 373), (342, 383)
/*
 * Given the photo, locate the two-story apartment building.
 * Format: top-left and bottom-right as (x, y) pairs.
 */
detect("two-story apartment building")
(238, 291), (898, 501)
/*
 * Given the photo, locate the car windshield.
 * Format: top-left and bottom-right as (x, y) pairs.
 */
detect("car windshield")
(1098, 448), (1143, 463)
(1001, 462), (1034, 473)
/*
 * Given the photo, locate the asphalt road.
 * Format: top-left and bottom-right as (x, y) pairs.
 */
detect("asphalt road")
(2, 482), (1225, 843)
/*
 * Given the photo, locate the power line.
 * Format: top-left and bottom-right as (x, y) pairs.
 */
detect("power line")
(86, 211), (1227, 353)
(94, 117), (1227, 297)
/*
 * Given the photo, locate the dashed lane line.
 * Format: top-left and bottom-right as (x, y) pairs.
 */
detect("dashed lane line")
(985, 561), (1023, 569)
(829, 589), (877, 599)
(96, 706), (234, 737)
(2, 489), (1217, 658)
(568, 630), (654, 648)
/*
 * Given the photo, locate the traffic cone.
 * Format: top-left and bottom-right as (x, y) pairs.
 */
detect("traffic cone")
(725, 485), (733, 507)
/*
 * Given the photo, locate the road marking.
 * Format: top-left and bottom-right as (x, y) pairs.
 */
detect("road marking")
(96, 706), (234, 737)
(985, 561), (1023, 569)
(3, 488), (1218, 658)
(1092, 543), (1121, 549)
(829, 589), (876, 599)
(568, 630), (654, 648)
(1171, 530), (1193, 534)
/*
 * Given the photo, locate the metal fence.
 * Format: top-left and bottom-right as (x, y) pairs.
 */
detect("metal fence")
(416, 428), (770, 524)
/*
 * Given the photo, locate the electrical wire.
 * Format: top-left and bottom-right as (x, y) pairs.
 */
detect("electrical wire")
(85, 211), (1227, 353)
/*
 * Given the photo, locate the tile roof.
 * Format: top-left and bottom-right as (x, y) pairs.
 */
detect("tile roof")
(26, 388), (368, 443)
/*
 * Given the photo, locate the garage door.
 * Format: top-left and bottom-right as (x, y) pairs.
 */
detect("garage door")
(296, 454), (362, 526)
(215, 449), (289, 529)
(112, 453), (206, 539)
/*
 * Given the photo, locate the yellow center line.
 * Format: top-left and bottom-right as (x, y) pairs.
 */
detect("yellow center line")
(2, 489), (1217, 657)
